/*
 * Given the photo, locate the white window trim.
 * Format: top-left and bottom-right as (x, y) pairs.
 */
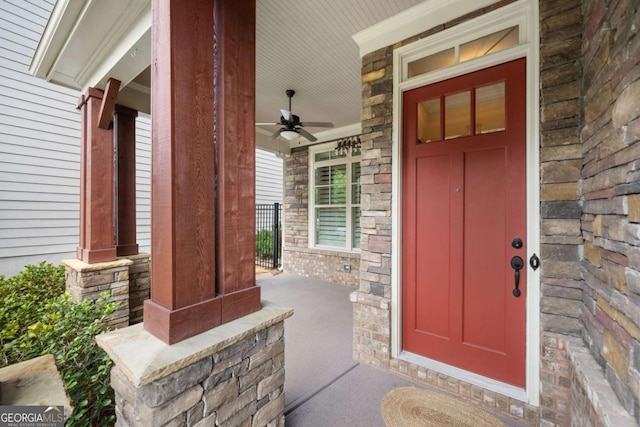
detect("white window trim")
(308, 141), (362, 253)
(390, 0), (540, 406)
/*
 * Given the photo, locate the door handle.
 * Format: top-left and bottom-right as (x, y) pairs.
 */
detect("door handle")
(511, 256), (524, 297)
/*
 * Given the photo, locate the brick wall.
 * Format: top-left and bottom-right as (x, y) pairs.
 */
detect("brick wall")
(351, 291), (391, 369)
(580, 0), (640, 420)
(283, 146), (361, 287)
(540, 332), (572, 425)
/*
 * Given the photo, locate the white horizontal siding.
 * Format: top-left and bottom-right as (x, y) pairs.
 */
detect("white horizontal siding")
(0, 0), (81, 274)
(256, 149), (283, 205)
(136, 114), (151, 253)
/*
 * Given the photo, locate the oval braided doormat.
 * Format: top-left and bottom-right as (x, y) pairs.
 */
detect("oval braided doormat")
(381, 387), (508, 427)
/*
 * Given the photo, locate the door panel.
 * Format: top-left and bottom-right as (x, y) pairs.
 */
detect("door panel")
(463, 147), (507, 352)
(415, 155), (451, 338)
(402, 58), (526, 387)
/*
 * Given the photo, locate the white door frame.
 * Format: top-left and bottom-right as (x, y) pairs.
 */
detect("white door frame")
(388, 0), (540, 405)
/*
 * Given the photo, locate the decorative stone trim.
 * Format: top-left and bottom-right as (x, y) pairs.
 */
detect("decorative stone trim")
(62, 258), (132, 329)
(567, 337), (636, 427)
(96, 302), (293, 427)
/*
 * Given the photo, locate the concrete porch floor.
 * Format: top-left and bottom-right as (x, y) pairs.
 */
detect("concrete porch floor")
(258, 273), (530, 427)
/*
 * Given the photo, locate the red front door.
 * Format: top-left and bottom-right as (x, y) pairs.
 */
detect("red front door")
(402, 59), (527, 387)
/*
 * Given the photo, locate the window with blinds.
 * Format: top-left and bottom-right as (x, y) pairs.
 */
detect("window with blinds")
(310, 143), (361, 251)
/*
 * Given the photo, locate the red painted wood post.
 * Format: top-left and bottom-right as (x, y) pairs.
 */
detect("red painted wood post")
(114, 105), (139, 257)
(144, 0), (261, 344)
(77, 88), (117, 264)
(143, 0), (220, 344)
(214, 0), (262, 322)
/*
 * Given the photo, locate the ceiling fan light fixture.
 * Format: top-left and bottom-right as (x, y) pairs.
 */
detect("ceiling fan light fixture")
(256, 90), (333, 142)
(280, 130), (299, 140)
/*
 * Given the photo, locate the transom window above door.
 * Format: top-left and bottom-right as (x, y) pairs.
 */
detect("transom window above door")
(417, 81), (506, 143)
(406, 26), (519, 79)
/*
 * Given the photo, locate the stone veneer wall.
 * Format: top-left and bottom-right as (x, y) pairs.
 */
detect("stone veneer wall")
(537, 0), (585, 424)
(127, 254), (151, 324)
(579, 0), (640, 421)
(283, 146), (361, 287)
(110, 322), (286, 427)
(567, 337), (636, 427)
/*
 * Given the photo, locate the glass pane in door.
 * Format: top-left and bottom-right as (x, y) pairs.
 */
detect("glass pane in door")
(476, 82), (506, 134)
(445, 91), (471, 140)
(417, 98), (441, 143)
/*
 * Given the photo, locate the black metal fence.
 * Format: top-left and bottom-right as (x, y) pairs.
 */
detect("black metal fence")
(256, 203), (282, 269)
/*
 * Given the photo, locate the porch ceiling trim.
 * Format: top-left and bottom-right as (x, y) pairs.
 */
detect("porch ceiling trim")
(29, 0), (85, 83)
(29, 0), (152, 111)
(352, 0), (502, 57)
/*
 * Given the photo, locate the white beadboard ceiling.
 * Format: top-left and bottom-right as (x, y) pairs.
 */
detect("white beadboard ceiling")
(255, 0), (424, 136)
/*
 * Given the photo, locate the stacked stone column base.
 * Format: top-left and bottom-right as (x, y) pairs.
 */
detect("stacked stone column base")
(62, 254), (151, 329)
(63, 258), (133, 329)
(97, 302), (293, 427)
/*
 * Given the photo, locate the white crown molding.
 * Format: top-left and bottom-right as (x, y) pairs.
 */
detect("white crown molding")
(76, 1), (151, 88)
(352, 0), (501, 57)
(29, 0), (84, 79)
(29, 0), (152, 95)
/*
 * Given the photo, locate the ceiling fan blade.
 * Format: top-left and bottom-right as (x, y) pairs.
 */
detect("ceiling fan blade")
(300, 121), (334, 128)
(256, 122), (281, 126)
(297, 128), (317, 142)
(280, 109), (292, 121)
(269, 130), (281, 141)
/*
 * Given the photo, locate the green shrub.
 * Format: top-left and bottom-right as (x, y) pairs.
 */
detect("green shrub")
(256, 229), (274, 258)
(0, 262), (117, 426)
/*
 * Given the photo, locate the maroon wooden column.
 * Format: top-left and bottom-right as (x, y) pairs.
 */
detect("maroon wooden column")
(144, 0), (261, 345)
(143, 0), (219, 344)
(215, 0), (261, 322)
(114, 105), (139, 257)
(77, 88), (117, 264)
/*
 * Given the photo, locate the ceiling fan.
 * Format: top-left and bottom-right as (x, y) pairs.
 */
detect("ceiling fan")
(256, 89), (334, 142)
